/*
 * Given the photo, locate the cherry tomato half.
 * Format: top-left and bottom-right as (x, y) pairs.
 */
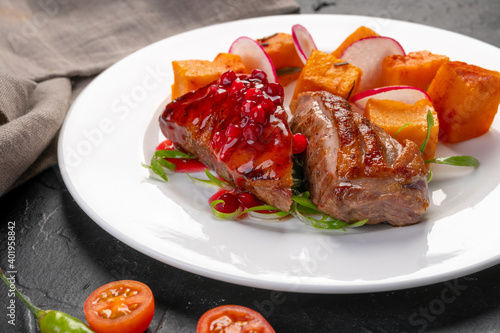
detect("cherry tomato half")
(83, 280), (154, 333)
(197, 305), (275, 333)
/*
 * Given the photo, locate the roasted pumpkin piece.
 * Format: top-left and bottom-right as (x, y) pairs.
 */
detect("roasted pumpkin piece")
(276, 69), (302, 87)
(427, 61), (500, 143)
(171, 53), (246, 100)
(382, 51), (449, 91)
(364, 98), (439, 160)
(290, 49), (362, 113)
(258, 32), (304, 70)
(257, 32), (304, 86)
(331, 26), (380, 58)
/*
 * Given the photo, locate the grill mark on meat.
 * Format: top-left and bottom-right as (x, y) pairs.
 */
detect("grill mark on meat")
(289, 91), (429, 226)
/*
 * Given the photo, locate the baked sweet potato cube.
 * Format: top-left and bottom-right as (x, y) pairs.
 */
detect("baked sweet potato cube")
(276, 69), (302, 87)
(382, 51), (449, 91)
(290, 50), (362, 113)
(427, 61), (500, 143)
(364, 98), (439, 160)
(257, 32), (304, 86)
(258, 32), (304, 70)
(331, 26), (380, 58)
(171, 53), (246, 100)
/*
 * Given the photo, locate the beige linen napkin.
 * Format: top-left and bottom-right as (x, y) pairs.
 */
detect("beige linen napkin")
(0, 0), (300, 196)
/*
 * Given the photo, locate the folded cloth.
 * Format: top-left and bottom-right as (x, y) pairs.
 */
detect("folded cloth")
(0, 0), (300, 196)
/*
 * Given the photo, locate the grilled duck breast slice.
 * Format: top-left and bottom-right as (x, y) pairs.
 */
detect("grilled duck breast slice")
(289, 91), (429, 226)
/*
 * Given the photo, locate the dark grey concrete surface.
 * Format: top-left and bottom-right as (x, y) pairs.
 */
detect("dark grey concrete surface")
(1, 1), (500, 332)
(296, 0), (500, 47)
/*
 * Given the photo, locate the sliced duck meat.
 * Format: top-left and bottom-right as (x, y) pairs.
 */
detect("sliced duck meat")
(159, 70), (293, 212)
(289, 91), (429, 226)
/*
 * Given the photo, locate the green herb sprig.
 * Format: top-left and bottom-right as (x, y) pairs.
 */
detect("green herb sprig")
(187, 169), (231, 188)
(144, 151), (365, 230)
(396, 109), (480, 169)
(419, 110), (434, 155)
(142, 149), (196, 182)
(425, 156), (479, 167)
(290, 192), (367, 230)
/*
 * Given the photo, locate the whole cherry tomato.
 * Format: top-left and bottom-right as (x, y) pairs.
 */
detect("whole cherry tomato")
(83, 280), (154, 333)
(197, 305), (275, 333)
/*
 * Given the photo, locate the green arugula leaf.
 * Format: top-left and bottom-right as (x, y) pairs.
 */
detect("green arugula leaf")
(142, 147), (197, 182)
(204, 169), (230, 188)
(142, 155), (170, 182)
(240, 205), (279, 214)
(186, 169), (230, 189)
(291, 194), (318, 211)
(296, 206), (322, 215)
(425, 155), (479, 167)
(349, 219), (368, 228)
(240, 205), (289, 218)
(156, 157), (176, 170)
(419, 109), (434, 155)
(427, 169), (434, 182)
(154, 150), (196, 159)
(394, 122), (413, 139)
(290, 195), (367, 230)
(186, 173), (215, 186)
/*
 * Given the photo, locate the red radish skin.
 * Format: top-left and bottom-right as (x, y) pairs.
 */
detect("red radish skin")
(292, 24), (318, 64)
(229, 36), (278, 83)
(341, 36), (405, 91)
(351, 85), (431, 114)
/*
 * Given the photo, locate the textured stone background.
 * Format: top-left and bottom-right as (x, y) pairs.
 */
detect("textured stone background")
(296, 0), (500, 46)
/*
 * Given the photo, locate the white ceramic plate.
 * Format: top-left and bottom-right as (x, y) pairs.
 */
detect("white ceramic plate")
(58, 14), (500, 293)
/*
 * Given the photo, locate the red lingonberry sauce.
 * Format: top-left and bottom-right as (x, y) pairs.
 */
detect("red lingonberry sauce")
(160, 69), (293, 183)
(155, 139), (206, 173)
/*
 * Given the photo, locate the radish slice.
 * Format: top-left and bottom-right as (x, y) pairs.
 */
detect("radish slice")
(340, 36), (405, 91)
(351, 85), (431, 114)
(229, 36), (278, 83)
(292, 24), (317, 64)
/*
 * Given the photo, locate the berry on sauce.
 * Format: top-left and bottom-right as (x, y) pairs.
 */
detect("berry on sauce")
(292, 133), (308, 154)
